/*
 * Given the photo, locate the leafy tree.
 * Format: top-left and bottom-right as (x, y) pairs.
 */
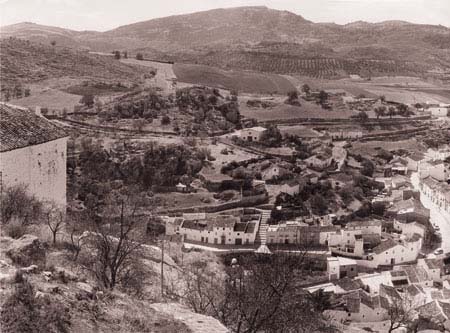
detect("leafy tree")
(318, 90), (328, 105)
(113, 50), (121, 59)
(24, 88), (31, 97)
(388, 106), (396, 118)
(301, 84), (311, 95)
(260, 125), (282, 147)
(80, 94), (95, 107)
(361, 159), (375, 177)
(161, 115), (171, 125)
(123, 51), (128, 59)
(356, 111), (369, 122)
(1, 184), (42, 225)
(374, 106), (386, 119)
(136, 53), (144, 60)
(310, 193), (328, 215)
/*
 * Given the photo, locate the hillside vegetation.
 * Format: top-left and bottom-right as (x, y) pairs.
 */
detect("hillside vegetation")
(0, 38), (149, 87)
(2, 6), (450, 79)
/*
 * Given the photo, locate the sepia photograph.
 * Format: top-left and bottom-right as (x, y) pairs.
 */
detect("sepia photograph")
(0, 0), (449, 332)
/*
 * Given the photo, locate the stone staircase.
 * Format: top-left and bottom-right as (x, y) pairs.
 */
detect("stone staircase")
(256, 210), (271, 245)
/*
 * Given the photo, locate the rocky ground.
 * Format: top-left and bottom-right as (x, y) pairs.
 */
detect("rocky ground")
(0, 234), (228, 333)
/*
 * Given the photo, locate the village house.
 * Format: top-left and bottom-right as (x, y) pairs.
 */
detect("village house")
(419, 160), (449, 182)
(266, 222), (339, 246)
(406, 152), (425, 171)
(261, 164), (289, 181)
(239, 126), (267, 142)
(0, 103), (68, 207)
(177, 214), (259, 246)
(386, 197), (430, 224)
(393, 220), (427, 239)
(370, 234), (422, 267)
(326, 256), (358, 280)
(420, 176), (450, 214)
(304, 154), (332, 170)
(327, 289), (389, 323)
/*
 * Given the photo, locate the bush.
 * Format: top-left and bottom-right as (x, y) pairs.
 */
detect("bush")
(161, 115), (171, 125)
(1, 280), (71, 333)
(5, 219), (27, 239)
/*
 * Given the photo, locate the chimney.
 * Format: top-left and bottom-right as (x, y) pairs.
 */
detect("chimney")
(35, 106), (41, 117)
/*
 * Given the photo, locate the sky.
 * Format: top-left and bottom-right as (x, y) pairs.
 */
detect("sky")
(1, 0), (449, 31)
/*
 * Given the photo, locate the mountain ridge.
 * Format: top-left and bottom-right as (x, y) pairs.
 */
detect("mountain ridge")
(1, 6), (450, 79)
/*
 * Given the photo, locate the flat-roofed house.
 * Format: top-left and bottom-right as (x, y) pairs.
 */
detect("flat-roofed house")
(240, 126), (267, 142)
(178, 214), (258, 246)
(0, 103), (68, 207)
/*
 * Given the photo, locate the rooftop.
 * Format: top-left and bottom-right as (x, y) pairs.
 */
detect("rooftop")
(0, 103), (68, 152)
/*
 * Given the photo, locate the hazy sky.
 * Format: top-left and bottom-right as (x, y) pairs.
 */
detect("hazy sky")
(1, 0), (449, 31)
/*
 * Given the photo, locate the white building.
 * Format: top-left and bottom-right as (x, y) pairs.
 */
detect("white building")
(177, 214), (258, 246)
(240, 126), (267, 142)
(0, 104), (68, 206)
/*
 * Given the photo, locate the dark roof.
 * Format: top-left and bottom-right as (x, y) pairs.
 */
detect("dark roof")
(373, 239), (399, 254)
(245, 222), (256, 234)
(335, 277), (361, 292)
(408, 153), (424, 162)
(0, 104), (68, 152)
(406, 284), (422, 297)
(380, 284), (401, 300)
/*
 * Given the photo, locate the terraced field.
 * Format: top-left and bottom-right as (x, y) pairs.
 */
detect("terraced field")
(173, 63), (295, 94)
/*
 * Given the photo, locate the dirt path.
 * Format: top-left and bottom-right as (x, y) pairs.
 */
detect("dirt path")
(121, 59), (177, 93)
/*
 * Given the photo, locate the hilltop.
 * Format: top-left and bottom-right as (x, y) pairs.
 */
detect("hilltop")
(2, 6), (450, 79)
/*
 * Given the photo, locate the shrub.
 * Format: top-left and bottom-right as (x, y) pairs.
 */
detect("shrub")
(5, 219), (27, 239)
(1, 280), (71, 333)
(161, 115), (171, 125)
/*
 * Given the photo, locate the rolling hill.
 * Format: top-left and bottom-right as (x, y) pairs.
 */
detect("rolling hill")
(0, 38), (152, 86)
(2, 6), (450, 79)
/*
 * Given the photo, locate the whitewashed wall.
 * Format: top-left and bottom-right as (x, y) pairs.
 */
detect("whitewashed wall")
(1, 137), (67, 207)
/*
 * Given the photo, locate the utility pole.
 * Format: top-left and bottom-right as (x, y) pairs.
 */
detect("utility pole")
(160, 236), (164, 298)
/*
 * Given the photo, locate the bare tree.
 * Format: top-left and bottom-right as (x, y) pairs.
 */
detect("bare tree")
(83, 190), (148, 289)
(386, 294), (417, 333)
(43, 203), (65, 245)
(66, 211), (90, 260)
(173, 250), (336, 333)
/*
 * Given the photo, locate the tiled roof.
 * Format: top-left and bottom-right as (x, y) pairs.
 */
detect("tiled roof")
(335, 277), (361, 292)
(373, 239), (399, 254)
(0, 104), (67, 152)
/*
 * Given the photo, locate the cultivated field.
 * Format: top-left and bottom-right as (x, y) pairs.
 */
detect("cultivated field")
(10, 87), (81, 112)
(173, 63), (296, 94)
(240, 100), (356, 122)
